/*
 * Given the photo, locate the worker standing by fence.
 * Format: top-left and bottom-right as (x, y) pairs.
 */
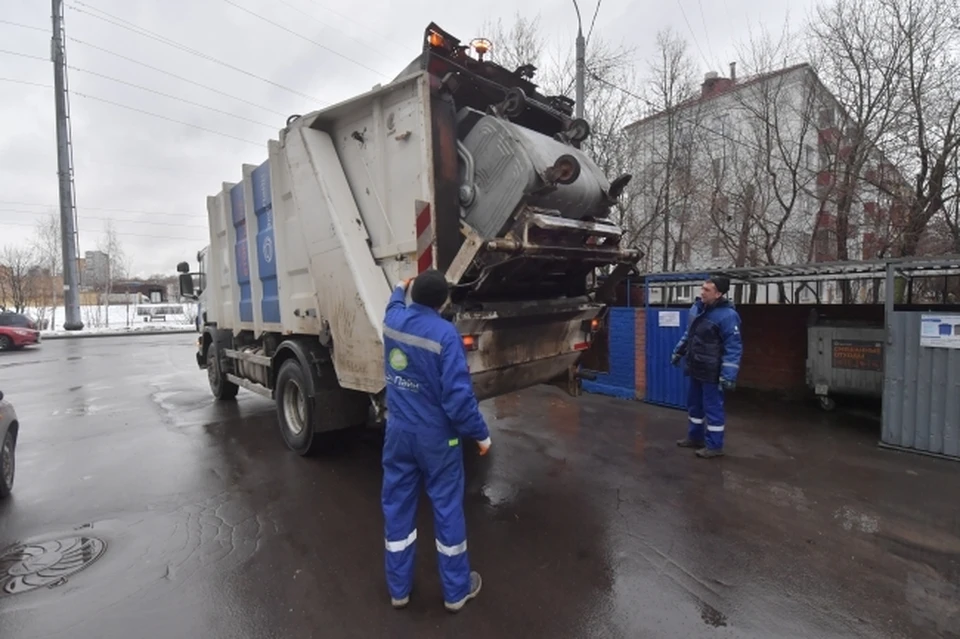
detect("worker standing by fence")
(671, 276), (743, 458)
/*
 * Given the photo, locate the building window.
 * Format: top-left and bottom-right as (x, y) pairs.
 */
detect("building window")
(805, 145), (816, 171)
(712, 157), (724, 182)
(819, 107), (835, 128)
(711, 238), (721, 258)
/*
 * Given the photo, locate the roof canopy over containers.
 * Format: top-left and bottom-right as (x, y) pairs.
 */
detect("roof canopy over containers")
(583, 256), (960, 460)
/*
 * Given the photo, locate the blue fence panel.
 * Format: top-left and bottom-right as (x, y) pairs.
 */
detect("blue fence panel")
(581, 308), (638, 400)
(230, 182), (253, 323)
(252, 161), (280, 324)
(644, 307), (690, 409)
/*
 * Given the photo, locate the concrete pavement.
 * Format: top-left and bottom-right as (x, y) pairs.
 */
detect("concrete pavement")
(0, 334), (957, 638)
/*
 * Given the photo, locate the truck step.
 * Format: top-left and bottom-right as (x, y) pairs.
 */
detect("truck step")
(226, 374), (272, 399)
(224, 349), (272, 368)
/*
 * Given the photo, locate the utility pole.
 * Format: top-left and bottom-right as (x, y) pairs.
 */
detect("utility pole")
(572, 0), (586, 120)
(51, 0), (83, 330)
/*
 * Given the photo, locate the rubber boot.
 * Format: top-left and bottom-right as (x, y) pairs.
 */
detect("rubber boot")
(676, 438), (705, 448)
(445, 571), (482, 612)
(696, 448), (724, 459)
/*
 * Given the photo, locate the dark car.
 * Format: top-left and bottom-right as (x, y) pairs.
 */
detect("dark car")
(0, 313), (41, 351)
(0, 389), (18, 497)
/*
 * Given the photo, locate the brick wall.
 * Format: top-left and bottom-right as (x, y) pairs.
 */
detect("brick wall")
(737, 305), (884, 392)
(635, 309), (646, 397)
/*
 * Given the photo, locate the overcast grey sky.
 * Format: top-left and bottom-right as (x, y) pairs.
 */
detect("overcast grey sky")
(0, 0), (817, 277)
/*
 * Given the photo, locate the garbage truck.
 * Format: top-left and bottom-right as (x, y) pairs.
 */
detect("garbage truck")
(176, 23), (640, 455)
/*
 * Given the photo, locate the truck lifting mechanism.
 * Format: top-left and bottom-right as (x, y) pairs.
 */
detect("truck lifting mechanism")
(177, 23), (640, 456)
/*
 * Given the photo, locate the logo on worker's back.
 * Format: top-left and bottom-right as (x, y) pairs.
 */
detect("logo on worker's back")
(389, 347), (408, 371)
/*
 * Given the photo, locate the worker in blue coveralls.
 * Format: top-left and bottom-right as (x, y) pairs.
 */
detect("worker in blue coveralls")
(381, 269), (491, 612)
(670, 276), (743, 458)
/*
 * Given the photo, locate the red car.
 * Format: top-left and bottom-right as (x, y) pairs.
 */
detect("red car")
(0, 313), (41, 351)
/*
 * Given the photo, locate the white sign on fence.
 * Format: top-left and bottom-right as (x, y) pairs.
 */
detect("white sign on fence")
(920, 314), (960, 349)
(658, 311), (681, 327)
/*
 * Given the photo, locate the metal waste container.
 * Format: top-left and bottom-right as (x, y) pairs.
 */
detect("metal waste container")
(806, 319), (885, 410)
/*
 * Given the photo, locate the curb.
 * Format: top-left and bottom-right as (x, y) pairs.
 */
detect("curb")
(40, 329), (198, 341)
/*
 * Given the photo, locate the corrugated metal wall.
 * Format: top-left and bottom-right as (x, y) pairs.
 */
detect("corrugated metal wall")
(581, 308), (638, 400)
(645, 307), (690, 409)
(882, 312), (960, 458)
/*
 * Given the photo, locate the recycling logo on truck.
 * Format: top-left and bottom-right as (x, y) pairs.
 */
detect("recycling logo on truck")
(263, 236), (274, 264)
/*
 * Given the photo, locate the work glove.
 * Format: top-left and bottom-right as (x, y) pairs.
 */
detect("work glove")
(396, 277), (413, 290)
(670, 352), (682, 367)
(720, 378), (736, 391)
(477, 436), (492, 456)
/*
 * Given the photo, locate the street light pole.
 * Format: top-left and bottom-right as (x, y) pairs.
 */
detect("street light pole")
(572, 0), (586, 120)
(51, 0), (84, 330)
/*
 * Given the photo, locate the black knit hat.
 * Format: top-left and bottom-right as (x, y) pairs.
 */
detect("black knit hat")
(411, 269), (450, 309)
(708, 275), (731, 295)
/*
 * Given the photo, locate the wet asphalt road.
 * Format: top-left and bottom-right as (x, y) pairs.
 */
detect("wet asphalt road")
(0, 334), (958, 639)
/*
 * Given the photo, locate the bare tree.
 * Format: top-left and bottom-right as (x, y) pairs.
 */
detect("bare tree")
(944, 153), (960, 252)
(732, 27), (823, 270)
(809, 0), (909, 267)
(880, 0), (960, 256)
(0, 246), (39, 314)
(32, 212), (63, 329)
(97, 221), (129, 328)
(627, 28), (702, 272)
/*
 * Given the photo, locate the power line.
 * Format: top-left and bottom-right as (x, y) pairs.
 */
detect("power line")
(69, 39), (287, 117)
(221, 0), (388, 78)
(588, 70), (781, 161)
(0, 78), (264, 145)
(70, 66), (276, 129)
(72, 92), (265, 145)
(676, 0), (711, 69)
(0, 219), (207, 242)
(300, 0), (405, 50)
(586, 0), (603, 44)
(266, 0), (397, 63)
(0, 49), (47, 62)
(0, 48), (276, 129)
(0, 77), (53, 89)
(0, 19), (47, 33)
(67, 2), (322, 103)
(698, 0), (717, 63)
(0, 201), (205, 219)
(0, 209), (206, 228)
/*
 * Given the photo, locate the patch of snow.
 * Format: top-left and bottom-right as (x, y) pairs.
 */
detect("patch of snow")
(23, 304), (198, 336)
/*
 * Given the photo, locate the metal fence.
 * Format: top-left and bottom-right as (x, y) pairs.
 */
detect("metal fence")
(882, 311), (960, 459)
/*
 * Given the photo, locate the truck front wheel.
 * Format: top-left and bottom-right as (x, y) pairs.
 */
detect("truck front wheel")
(275, 359), (322, 456)
(207, 342), (239, 401)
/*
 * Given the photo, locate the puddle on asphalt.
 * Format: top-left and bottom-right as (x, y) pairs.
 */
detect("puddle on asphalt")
(699, 601), (729, 627)
(481, 481), (520, 507)
(833, 506), (880, 534)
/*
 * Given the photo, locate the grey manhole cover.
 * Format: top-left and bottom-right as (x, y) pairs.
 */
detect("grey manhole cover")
(0, 536), (106, 595)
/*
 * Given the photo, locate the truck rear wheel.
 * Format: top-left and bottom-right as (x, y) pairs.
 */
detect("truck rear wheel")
(275, 358), (322, 456)
(207, 342), (239, 401)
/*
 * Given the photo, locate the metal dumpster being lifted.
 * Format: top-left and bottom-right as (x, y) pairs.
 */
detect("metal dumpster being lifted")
(806, 316), (885, 410)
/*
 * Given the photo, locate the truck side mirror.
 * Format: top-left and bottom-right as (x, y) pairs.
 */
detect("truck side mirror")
(179, 273), (195, 298)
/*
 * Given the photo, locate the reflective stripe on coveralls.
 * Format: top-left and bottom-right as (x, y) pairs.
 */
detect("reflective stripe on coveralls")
(385, 529), (418, 552)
